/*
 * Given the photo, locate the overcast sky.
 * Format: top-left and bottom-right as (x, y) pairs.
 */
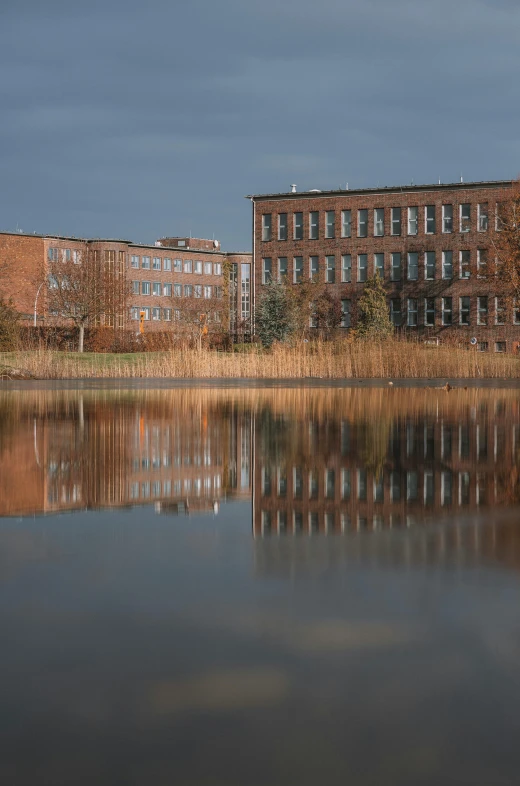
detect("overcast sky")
(1, 0), (518, 250)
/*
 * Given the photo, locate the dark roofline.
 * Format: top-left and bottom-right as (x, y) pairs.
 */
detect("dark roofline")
(246, 179), (514, 201)
(0, 230), (251, 255)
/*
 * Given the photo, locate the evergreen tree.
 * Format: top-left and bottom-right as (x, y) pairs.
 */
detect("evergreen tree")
(256, 282), (296, 347)
(355, 273), (394, 339)
(0, 297), (20, 351)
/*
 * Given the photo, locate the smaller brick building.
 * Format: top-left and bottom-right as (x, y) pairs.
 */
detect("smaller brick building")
(248, 179), (517, 351)
(0, 231), (252, 340)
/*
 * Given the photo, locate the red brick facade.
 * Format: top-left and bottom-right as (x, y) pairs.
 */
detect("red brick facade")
(0, 232), (252, 336)
(250, 180), (517, 351)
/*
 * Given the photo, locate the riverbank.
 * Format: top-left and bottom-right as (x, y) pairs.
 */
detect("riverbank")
(1, 341), (520, 379)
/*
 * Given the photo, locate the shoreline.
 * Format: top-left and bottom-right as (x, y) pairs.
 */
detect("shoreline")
(3, 377), (520, 390)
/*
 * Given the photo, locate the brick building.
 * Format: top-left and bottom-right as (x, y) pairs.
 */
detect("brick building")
(249, 179), (517, 351)
(0, 231), (252, 338)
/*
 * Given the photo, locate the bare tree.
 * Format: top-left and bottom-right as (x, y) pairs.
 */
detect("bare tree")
(46, 245), (128, 352)
(170, 289), (226, 349)
(492, 179), (520, 308)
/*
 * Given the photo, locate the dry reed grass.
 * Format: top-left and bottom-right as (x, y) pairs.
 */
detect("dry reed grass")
(1, 340), (520, 379)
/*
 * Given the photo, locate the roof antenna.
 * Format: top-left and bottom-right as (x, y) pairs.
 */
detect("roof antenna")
(290, 184), (297, 193)
(438, 177), (441, 184)
(346, 182), (349, 190)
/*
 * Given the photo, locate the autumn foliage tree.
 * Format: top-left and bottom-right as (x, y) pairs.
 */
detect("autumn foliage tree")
(492, 178), (520, 310)
(355, 273), (394, 339)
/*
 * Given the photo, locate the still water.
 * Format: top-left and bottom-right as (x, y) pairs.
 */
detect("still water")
(1, 384), (520, 784)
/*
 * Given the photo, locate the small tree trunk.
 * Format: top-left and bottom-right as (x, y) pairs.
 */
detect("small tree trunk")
(78, 323), (85, 353)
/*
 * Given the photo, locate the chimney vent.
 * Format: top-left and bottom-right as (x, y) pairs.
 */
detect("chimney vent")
(290, 184), (297, 193)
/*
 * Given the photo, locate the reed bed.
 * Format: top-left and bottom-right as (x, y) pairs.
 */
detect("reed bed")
(1, 340), (520, 379)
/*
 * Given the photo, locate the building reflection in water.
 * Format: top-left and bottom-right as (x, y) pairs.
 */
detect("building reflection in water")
(0, 390), (252, 518)
(1, 387), (520, 557)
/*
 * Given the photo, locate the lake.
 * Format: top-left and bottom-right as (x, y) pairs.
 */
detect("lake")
(1, 383), (520, 785)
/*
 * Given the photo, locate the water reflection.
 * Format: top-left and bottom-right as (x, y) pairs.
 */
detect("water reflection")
(2, 386), (520, 784)
(1, 387), (520, 530)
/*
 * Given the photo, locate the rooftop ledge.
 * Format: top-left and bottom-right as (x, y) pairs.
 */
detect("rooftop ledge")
(246, 179), (514, 200)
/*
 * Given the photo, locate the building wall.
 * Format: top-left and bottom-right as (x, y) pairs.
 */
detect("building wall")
(0, 231), (252, 336)
(0, 233), (44, 318)
(252, 180), (517, 350)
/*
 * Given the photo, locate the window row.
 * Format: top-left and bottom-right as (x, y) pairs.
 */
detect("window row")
(262, 250), (490, 284)
(388, 297), (520, 328)
(260, 202), (500, 241)
(130, 307), (222, 322)
(261, 466), (484, 506)
(132, 281), (221, 298)
(47, 247), (82, 263)
(130, 255), (222, 275)
(129, 475), (222, 500)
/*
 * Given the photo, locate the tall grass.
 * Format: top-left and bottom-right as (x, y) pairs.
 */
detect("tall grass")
(1, 339), (520, 379)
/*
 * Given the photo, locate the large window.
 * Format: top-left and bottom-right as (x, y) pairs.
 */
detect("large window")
(495, 297), (505, 325)
(442, 204), (453, 233)
(425, 205), (436, 234)
(477, 296), (488, 325)
(341, 299), (351, 328)
(293, 256), (304, 283)
(341, 254), (351, 283)
(131, 255), (140, 268)
(325, 211), (335, 238)
(204, 285), (212, 298)
(442, 251), (453, 279)
(390, 299), (401, 326)
(262, 258), (272, 284)
(278, 213), (287, 241)
(294, 212), (303, 240)
(141, 281), (151, 295)
(163, 283), (172, 297)
(184, 260), (192, 273)
(477, 249), (487, 277)
(163, 258), (172, 272)
(408, 206), (418, 235)
(174, 284), (182, 297)
(142, 256), (151, 269)
(442, 297), (452, 325)
(174, 259), (182, 272)
(357, 254), (368, 282)
(407, 252), (418, 280)
(374, 253), (384, 278)
(310, 256), (319, 281)
(425, 298), (435, 326)
(407, 298), (418, 327)
(326, 255), (335, 283)
(459, 296), (470, 325)
(357, 209), (368, 238)
(194, 260), (202, 274)
(460, 203), (471, 232)
(309, 211), (319, 239)
(152, 282), (161, 296)
(262, 214), (272, 241)
(391, 207), (401, 236)
(153, 257), (161, 271)
(391, 252), (401, 281)
(374, 208), (384, 236)
(478, 203), (488, 231)
(425, 252), (435, 280)
(278, 257), (288, 281)
(341, 210), (351, 238)
(460, 250), (470, 279)
(132, 281), (140, 295)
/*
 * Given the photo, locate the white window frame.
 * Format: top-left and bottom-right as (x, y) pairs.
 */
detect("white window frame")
(341, 254), (351, 283)
(341, 210), (351, 238)
(374, 208), (384, 237)
(407, 206), (418, 236)
(442, 204), (453, 233)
